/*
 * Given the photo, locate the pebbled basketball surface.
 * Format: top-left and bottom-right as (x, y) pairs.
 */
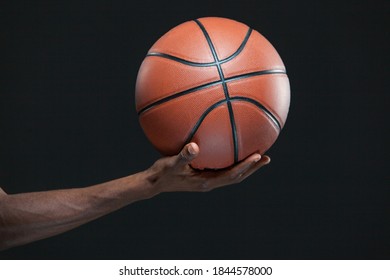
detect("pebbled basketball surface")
(135, 17), (290, 169)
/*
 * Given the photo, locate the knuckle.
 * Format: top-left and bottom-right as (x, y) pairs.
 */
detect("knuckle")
(179, 150), (190, 162)
(234, 173), (245, 183)
(230, 172), (241, 181)
(179, 150), (187, 159)
(161, 160), (174, 170)
(156, 159), (175, 171)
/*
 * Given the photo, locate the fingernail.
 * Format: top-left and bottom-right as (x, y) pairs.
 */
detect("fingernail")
(188, 144), (196, 155)
(253, 154), (261, 162)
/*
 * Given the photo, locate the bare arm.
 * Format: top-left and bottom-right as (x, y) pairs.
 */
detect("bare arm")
(0, 143), (270, 251)
(0, 172), (152, 250)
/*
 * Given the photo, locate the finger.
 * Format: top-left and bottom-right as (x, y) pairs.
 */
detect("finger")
(175, 142), (199, 166)
(237, 155), (271, 182)
(202, 153), (261, 189)
(189, 155), (270, 192)
(227, 153), (262, 179)
(229, 157), (270, 186)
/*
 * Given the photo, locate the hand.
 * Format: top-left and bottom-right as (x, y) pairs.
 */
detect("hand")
(144, 142), (271, 194)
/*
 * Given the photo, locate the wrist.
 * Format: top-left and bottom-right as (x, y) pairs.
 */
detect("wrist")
(129, 170), (161, 200)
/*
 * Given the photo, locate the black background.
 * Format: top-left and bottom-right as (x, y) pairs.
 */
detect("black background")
(0, 0), (388, 259)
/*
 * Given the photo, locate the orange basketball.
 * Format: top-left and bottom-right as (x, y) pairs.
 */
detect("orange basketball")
(135, 17), (290, 169)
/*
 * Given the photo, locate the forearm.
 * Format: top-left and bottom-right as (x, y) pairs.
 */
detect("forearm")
(0, 171), (155, 251)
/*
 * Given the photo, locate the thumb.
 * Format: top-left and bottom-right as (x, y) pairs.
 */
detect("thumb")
(176, 142), (199, 166)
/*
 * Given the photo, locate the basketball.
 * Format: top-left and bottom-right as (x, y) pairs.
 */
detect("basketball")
(135, 17), (290, 169)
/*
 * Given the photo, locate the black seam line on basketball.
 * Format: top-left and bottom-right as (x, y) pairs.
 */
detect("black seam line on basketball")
(146, 28), (253, 67)
(194, 18), (239, 163)
(137, 69), (286, 115)
(184, 99), (227, 144)
(222, 28), (252, 64)
(137, 80), (223, 115)
(230, 97), (281, 130)
(146, 53), (216, 67)
(183, 98), (281, 150)
(227, 69), (287, 82)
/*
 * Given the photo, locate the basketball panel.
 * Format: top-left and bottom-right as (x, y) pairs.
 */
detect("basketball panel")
(189, 104), (234, 169)
(221, 30), (286, 78)
(149, 20), (214, 63)
(135, 56), (220, 112)
(227, 74), (290, 127)
(232, 101), (280, 160)
(197, 17), (249, 60)
(139, 85), (226, 156)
